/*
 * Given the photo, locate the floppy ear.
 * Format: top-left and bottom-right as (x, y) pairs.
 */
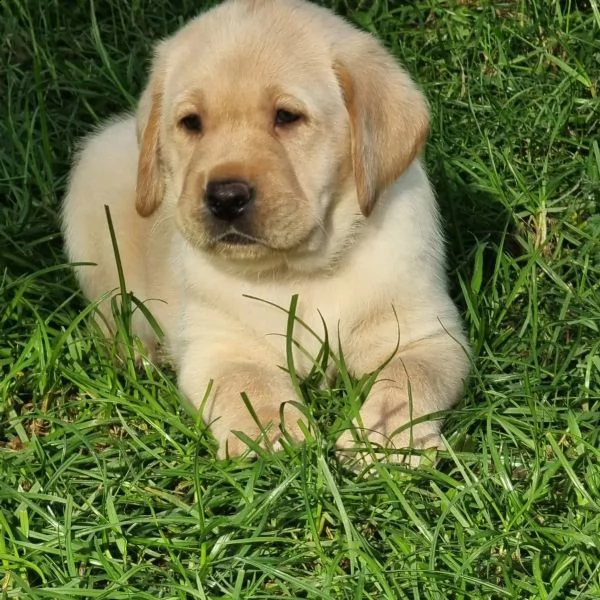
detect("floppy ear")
(334, 33), (429, 216)
(135, 47), (167, 217)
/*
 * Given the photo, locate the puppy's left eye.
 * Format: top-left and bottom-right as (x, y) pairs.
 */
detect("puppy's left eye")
(179, 113), (202, 133)
(275, 109), (302, 127)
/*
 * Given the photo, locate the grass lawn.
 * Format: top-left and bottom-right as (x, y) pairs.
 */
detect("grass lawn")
(1, 0), (599, 597)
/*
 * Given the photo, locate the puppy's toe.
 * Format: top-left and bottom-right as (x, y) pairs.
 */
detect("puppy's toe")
(335, 423), (443, 469)
(216, 402), (307, 460)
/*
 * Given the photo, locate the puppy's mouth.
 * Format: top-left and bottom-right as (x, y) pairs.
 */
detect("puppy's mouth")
(215, 230), (260, 246)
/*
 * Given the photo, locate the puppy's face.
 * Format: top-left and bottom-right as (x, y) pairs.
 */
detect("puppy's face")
(163, 39), (349, 264)
(136, 0), (429, 270)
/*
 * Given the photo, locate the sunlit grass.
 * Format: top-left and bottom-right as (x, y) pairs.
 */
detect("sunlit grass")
(1, 0), (599, 597)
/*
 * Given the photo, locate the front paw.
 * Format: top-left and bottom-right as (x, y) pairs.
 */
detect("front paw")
(335, 389), (443, 468)
(212, 398), (306, 459)
(183, 363), (307, 459)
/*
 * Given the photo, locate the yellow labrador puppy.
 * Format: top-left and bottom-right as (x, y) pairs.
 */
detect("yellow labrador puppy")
(62, 0), (469, 461)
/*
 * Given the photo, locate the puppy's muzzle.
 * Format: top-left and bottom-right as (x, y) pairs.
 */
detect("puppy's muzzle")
(205, 179), (254, 222)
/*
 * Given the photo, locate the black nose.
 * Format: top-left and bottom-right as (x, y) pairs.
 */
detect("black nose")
(205, 179), (253, 221)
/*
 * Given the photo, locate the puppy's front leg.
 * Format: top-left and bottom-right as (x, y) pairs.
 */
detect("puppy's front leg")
(337, 330), (469, 466)
(178, 343), (307, 458)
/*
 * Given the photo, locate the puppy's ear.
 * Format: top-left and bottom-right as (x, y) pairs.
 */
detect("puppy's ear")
(334, 34), (429, 216)
(136, 45), (168, 217)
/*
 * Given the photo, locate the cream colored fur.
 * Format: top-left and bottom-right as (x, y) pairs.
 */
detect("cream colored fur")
(62, 0), (470, 463)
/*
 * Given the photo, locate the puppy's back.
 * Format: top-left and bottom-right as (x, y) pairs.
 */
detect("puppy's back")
(61, 117), (148, 314)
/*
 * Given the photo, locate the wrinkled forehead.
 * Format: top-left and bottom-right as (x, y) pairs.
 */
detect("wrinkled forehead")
(162, 12), (341, 115)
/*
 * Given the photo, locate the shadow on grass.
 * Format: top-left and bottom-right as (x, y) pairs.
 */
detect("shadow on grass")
(429, 157), (517, 309)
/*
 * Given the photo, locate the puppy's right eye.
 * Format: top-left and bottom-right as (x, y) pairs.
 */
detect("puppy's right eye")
(275, 109), (302, 127)
(179, 114), (202, 133)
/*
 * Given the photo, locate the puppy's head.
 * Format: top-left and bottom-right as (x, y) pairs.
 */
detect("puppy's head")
(136, 0), (428, 270)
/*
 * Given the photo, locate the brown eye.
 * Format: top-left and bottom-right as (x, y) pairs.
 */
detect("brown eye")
(275, 109), (301, 127)
(179, 113), (202, 133)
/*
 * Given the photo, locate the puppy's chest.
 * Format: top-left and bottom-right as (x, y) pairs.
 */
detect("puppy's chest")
(237, 282), (341, 366)
(191, 274), (350, 374)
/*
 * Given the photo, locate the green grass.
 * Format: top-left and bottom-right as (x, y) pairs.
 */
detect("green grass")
(1, 0), (599, 597)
